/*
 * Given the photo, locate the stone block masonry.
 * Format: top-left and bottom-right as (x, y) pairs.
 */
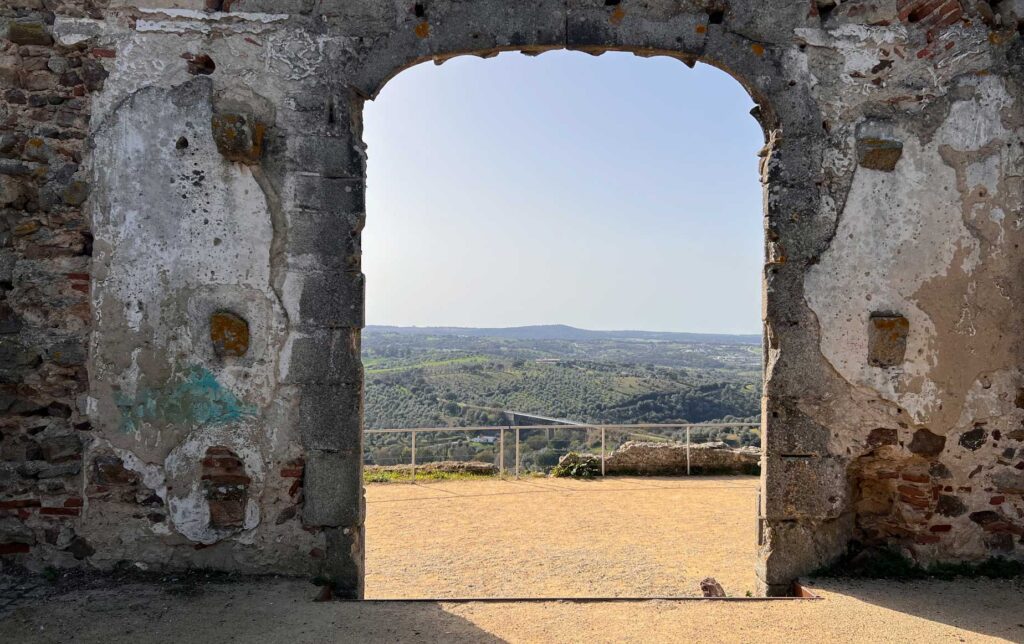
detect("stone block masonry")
(1, 0), (1023, 599)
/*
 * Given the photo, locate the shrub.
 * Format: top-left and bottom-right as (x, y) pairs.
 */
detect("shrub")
(550, 452), (600, 478)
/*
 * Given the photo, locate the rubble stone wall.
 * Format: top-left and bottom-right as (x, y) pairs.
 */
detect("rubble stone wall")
(604, 441), (760, 475)
(1, 0), (1022, 597)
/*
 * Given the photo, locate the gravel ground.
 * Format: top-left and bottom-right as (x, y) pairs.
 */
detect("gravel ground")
(0, 576), (1021, 642)
(365, 476), (760, 598)
(1, 476), (1022, 642)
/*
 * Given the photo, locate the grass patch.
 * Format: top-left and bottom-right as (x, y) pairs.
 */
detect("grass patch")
(364, 469), (497, 483)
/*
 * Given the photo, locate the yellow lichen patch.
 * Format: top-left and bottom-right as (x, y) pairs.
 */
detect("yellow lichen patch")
(695, 24), (707, 34)
(210, 311), (249, 358)
(210, 113), (264, 165)
(414, 21), (430, 38)
(751, 43), (765, 56)
(610, 7), (626, 25)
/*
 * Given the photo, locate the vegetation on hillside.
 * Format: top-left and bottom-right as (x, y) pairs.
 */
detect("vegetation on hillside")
(362, 329), (762, 472)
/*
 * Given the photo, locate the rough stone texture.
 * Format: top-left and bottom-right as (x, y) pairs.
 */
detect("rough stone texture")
(604, 441), (760, 475)
(0, 0), (1022, 598)
(700, 576), (726, 598)
(0, 1), (100, 575)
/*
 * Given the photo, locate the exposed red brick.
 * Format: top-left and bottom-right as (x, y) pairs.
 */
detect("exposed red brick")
(202, 446), (250, 529)
(63, 497), (83, 507)
(208, 499), (245, 528)
(0, 543), (31, 555)
(40, 507), (80, 516)
(900, 494), (932, 508)
(915, 533), (942, 544)
(898, 484), (929, 497)
(990, 496), (1005, 505)
(91, 48), (116, 58)
(280, 467), (303, 478)
(201, 473), (252, 485)
(901, 473), (930, 483)
(930, 524), (953, 532)
(0, 498), (41, 509)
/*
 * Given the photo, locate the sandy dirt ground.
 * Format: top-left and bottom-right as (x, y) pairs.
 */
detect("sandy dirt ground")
(1, 477), (1022, 642)
(365, 476), (760, 598)
(0, 576), (1022, 642)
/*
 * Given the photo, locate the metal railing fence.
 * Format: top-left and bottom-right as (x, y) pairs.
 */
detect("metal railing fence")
(364, 422), (760, 482)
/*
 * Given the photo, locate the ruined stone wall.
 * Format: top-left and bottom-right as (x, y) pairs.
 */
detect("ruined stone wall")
(0, 0), (1022, 598)
(1, 0), (105, 566)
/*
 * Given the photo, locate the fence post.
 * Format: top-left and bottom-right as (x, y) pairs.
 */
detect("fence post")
(498, 428), (504, 476)
(686, 426), (691, 476)
(601, 426), (606, 477)
(514, 427), (520, 479)
(411, 430), (417, 483)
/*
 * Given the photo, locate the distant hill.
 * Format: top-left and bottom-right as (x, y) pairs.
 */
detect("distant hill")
(366, 324), (761, 345)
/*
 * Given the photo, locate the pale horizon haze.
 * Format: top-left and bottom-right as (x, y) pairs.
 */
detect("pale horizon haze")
(363, 51), (764, 335)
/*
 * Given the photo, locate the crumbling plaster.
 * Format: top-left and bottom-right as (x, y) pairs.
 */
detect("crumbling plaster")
(1, 0), (1023, 598)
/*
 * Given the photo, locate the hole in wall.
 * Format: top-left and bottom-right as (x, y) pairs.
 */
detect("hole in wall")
(176, 136), (189, 150)
(906, 7), (929, 23)
(817, 1), (836, 22)
(707, 9), (725, 24)
(187, 54), (216, 76)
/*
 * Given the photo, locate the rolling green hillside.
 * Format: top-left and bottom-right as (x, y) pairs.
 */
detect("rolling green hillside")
(362, 327), (762, 469)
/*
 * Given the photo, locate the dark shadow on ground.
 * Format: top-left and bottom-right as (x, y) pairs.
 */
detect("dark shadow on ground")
(0, 577), (506, 643)
(806, 577), (1024, 642)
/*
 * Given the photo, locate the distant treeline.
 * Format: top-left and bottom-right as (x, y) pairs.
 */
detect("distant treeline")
(362, 329), (762, 467)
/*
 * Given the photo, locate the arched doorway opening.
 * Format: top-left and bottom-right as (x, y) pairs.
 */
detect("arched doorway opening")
(360, 49), (767, 598)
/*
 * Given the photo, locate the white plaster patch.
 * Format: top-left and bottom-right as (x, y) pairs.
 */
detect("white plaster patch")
(52, 17), (105, 45)
(805, 134), (969, 422)
(163, 426), (265, 544)
(137, 8), (289, 22)
(136, 18), (283, 35)
(794, 25), (906, 81)
(805, 78), (1014, 425)
(114, 447), (168, 501)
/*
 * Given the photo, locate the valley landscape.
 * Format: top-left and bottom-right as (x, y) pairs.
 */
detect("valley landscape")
(362, 325), (763, 471)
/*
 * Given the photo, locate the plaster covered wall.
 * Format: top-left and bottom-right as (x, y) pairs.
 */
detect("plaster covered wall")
(1, 0), (1023, 597)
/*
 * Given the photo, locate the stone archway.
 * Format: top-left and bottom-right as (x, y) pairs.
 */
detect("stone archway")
(308, 4), (842, 598)
(9, 0), (1019, 601)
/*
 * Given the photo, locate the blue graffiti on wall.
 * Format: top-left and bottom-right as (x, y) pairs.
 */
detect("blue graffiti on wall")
(117, 365), (257, 434)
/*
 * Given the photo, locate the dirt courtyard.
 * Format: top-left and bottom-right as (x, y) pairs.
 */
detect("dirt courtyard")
(365, 476), (760, 598)
(2, 476), (1023, 642)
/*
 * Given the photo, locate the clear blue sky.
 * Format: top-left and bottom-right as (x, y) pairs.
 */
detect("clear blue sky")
(363, 51), (764, 334)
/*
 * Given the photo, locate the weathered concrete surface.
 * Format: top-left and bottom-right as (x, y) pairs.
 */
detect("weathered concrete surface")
(1, 0), (1023, 598)
(604, 441), (760, 475)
